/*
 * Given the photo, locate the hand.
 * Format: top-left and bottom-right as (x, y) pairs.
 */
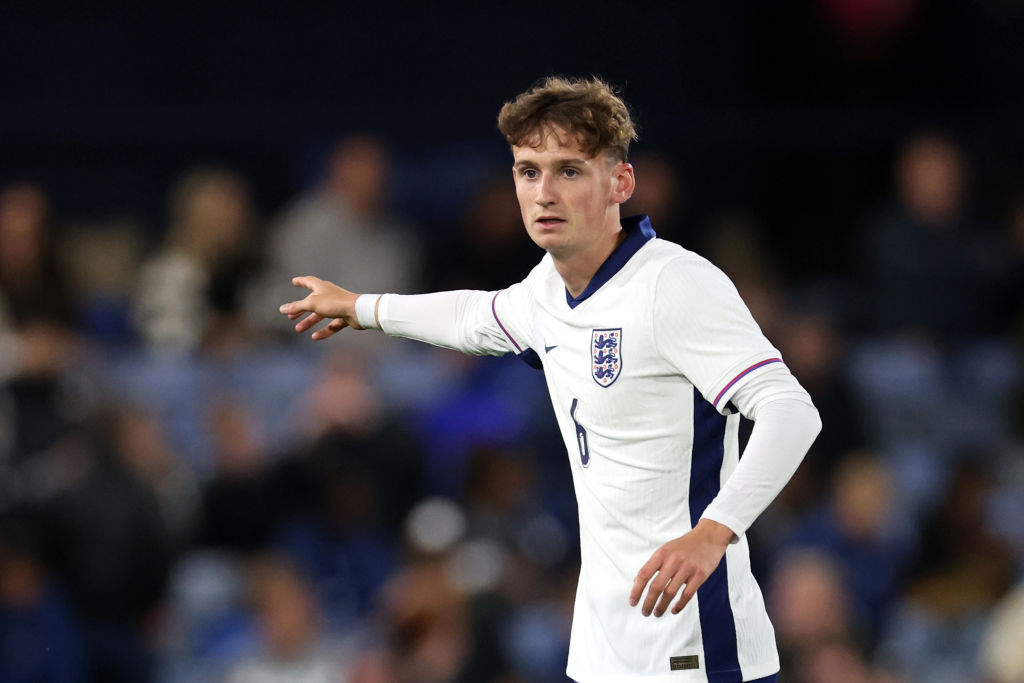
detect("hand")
(279, 275), (363, 340)
(629, 518), (735, 617)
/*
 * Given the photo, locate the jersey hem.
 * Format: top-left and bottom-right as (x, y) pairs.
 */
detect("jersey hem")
(566, 659), (780, 683)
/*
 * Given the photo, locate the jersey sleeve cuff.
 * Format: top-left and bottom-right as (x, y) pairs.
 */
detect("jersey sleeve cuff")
(355, 294), (383, 330)
(709, 355), (784, 412)
(699, 507), (746, 544)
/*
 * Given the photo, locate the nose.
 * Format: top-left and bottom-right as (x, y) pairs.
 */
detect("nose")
(535, 174), (556, 207)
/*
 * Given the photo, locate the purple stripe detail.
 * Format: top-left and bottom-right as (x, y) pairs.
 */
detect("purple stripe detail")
(713, 358), (782, 408)
(491, 291), (522, 353)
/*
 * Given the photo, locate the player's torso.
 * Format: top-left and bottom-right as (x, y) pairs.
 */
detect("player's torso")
(526, 243), (702, 561)
(519, 238), (779, 681)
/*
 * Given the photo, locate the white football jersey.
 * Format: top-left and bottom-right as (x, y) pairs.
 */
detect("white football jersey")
(373, 216), (796, 682)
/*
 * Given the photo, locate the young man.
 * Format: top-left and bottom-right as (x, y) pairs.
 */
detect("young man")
(279, 77), (821, 683)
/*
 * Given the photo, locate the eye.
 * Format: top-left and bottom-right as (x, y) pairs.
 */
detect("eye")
(522, 168), (538, 180)
(564, 167), (579, 178)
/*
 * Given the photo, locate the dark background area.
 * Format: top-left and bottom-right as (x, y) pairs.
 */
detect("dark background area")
(4, 2), (1023, 280)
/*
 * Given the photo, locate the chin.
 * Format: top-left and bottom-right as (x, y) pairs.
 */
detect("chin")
(530, 234), (567, 254)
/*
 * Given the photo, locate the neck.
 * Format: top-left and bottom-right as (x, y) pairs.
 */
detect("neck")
(552, 225), (627, 298)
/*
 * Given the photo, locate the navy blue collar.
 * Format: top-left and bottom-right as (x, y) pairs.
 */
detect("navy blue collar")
(565, 214), (656, 309)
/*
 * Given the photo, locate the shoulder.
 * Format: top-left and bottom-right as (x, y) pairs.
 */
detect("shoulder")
(639, 239), (736, 293)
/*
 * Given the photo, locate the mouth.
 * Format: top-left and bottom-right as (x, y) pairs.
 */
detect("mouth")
(536, 216), (566, 227)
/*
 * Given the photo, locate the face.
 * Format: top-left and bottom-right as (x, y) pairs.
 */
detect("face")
(512, 126), (634, 258)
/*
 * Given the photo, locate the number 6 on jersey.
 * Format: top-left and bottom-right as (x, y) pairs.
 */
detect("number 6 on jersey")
(570, 398), (590, 467)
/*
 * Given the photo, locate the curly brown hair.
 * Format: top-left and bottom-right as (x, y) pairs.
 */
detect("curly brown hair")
(497, 76), (638, 162)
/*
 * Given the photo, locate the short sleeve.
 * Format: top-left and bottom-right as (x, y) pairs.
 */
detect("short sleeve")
(653, 255), (783, 414)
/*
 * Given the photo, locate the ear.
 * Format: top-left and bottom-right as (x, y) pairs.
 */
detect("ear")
(610, 162), (636, 205)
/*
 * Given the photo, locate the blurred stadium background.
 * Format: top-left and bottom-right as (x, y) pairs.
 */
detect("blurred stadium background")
(2, 3), (1023, 682)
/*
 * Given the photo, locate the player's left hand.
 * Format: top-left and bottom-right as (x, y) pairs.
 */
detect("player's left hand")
(630, 518), (735, 618)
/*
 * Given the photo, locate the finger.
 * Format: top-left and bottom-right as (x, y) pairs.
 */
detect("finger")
(312, 319), (347, 340)
(630, 555), (662, 606)
(671, 576), (704, 615)
(279, 300), (307, 317)
(292, 275), (320, 290)
(642, 564), (679, 616)
(653, 572), (687, 617)
(295, 312), (324, 333)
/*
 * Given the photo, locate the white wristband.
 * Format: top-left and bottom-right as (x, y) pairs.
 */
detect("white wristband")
(354, 294), (383, 330)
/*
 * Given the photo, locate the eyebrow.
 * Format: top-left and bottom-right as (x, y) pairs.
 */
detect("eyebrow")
(513, 157), (591, 170)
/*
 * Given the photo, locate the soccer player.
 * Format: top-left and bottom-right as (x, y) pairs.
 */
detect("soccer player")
(279, 77), (821, 683)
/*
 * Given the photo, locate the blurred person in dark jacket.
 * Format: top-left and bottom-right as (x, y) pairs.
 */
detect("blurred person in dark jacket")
(272, 355), (423, 633)
(44, 409), (172, 683)
(0, 183), (78, 459)
(859, 133), (1001, 340)
(428, 174), (542, 292)
(200, 400), (279, 554)
(0, 506), (84, 683)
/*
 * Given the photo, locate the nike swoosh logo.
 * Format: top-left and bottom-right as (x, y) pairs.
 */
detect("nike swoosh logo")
(545, 344), (558, 353)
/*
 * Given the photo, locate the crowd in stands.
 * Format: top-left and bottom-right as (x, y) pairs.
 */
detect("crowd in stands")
(0, 130), (1022, 683)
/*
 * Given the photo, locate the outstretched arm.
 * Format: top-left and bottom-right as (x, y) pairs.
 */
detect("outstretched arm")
(279, 276), (534, 358)
(279, 275), (372, 340)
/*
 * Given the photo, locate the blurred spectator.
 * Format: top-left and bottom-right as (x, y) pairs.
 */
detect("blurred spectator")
(850, 134), (1021, 453)
(284, 353), (424, 534)
(783, 453), (909, 644)
(44, 409), (172, 682)
(251, 135), (423, 336)
(0, 506), (84, 683)
(903, 459), (1014, 615)
(859, 133), (1002, 340)
(132, 167), (259, 354)
(427, 174), (541, 291)
(0, 183), (78, 459)
(701, 212), (786, 342)
(879, 459), (1015, 682)
(60, 218), (144, 346)
(769, 549), (870, 680)
(226, 555), (350, 683)
(778, 311), (868, 475)
(0, 183), (74, 328)
(272, 356), (422, 633)
(979, 580), (1024, 683)
(113, 406), (200, 553)
(462, 445), (541, 547)
(795, 640), (903, 683)
(200, 401), (279, 554)
(378, 548), (472, 683)
(378, 497), (521, 683)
